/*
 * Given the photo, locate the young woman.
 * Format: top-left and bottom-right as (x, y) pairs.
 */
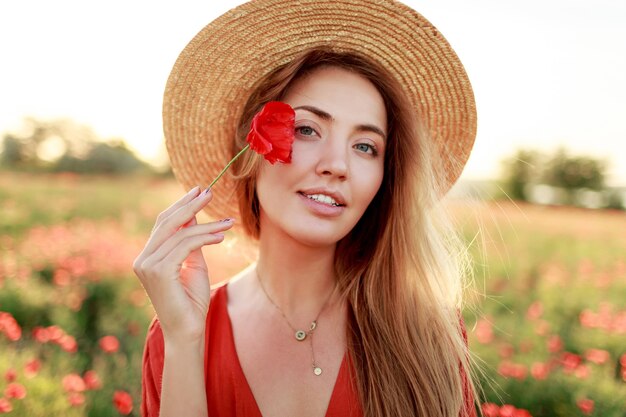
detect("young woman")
(135, 1), (478, 417)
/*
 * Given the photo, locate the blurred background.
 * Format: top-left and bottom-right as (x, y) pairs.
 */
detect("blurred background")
(0, 1), (624, 416)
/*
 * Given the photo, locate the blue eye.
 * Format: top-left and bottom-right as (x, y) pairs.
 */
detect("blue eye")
(354, 143), (378, 156)
(295, 126), (316, 136)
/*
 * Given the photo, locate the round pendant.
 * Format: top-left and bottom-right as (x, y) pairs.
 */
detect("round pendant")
(313, 367), (323, 376)
(309, 321), (317, 331)
(295, 330), (307, 341)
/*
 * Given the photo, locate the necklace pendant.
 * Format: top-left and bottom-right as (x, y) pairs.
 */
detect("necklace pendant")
(295, 330), (307, 341)
(313, 366), (322, 376)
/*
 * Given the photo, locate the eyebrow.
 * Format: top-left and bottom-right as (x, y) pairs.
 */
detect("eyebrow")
(293, 105), (387, 140)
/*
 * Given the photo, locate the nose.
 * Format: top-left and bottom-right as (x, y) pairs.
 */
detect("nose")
(315, 136), (348, 180)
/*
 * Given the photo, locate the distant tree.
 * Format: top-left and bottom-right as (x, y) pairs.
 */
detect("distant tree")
(0, 134), (26, 166)
(501, 149), (541, 200)
(53, 140), (149, 174)
(1, 117), (152, 175)
(542, 148), (605, 191)
(500, 147), (610, 206)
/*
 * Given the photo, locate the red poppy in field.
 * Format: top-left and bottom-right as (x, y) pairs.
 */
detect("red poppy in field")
(574, 364), (590, 379)
(4, 383), (26, 400)
(46, 325), (64, 342)
(32, 326), (51, 343)
(0, 312), (21, 342)
(547, 335), (563, 353)
(475, 318), (494, 344)
(498, 404), (516, 417)
(481, 402), (499, 417)
(498, 361), (527, 380)
(0, 398), (12, 413)
(67, 392), (85, 407)
(24, 359), (41, 378)
(3, 369), (16, 383)
(62, 373), (86, 393)
(526, 301), (543, 320)
(577, 398), (594, 415)
(585, 348), (610, 365)
(530, 362), (550, 380)
(560, 352), (582, 372)
(113, 390), (133, 415)
(59, 335), (78, 353)
(83, 370), (102, 390)
(99, 335), (120, 353)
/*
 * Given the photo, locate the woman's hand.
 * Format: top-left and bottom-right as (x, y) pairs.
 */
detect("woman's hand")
(133, 186), (234, 342)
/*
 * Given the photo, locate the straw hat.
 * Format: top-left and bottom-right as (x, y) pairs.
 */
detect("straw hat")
(163, 0), (477, 221)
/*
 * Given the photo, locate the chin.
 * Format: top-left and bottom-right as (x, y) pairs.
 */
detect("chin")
(283, 219), (354, 248)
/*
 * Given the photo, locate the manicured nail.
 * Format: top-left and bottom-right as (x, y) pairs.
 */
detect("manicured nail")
(188, 186), (200, 195)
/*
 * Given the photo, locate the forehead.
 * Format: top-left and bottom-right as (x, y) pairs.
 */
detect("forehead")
(282, 66), (387, 131)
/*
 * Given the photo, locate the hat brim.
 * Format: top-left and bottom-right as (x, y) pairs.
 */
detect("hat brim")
(163, 0), (477, 222)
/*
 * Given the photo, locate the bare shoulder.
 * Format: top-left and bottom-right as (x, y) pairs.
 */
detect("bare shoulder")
(221, 264), (258, 311)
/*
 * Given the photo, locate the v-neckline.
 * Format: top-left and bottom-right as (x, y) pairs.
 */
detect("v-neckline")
(222, 283), (348, 417)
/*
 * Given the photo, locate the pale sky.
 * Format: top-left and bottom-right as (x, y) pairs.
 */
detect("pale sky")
(1, 0), (625, 185)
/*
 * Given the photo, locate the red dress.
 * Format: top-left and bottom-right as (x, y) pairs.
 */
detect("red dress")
(141, 284), (475, 417)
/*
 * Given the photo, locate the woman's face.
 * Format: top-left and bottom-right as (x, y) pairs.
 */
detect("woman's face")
(256, 66), (387, 247)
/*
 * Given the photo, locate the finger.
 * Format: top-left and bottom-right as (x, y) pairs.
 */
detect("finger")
(137, 230), (225, 287)
(148, 219), (234, 264)
(152, 186), (201, 233)
(150, 233), (226, 282)
(180, 215), (198, 230)
(146, 189), (213, 254)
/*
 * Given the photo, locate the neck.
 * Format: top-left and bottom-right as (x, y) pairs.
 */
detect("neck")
(255, 224), (338, 318)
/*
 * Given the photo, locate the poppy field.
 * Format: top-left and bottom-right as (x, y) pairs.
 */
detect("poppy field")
(0, 172), (625, 416)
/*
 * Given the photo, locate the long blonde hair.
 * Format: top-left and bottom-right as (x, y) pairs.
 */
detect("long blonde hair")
(232, 48), (478, 417)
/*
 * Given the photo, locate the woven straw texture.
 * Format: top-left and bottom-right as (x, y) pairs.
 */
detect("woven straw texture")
(163, 0), (477, 221)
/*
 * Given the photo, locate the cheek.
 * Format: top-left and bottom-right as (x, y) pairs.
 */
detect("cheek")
(354, 162), (384, 206)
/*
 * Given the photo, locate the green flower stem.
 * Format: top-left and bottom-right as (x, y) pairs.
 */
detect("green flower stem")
(209, 144), (251, 188)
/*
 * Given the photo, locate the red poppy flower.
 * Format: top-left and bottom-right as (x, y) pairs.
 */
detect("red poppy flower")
(99, 335), (120, 354)
(499, 404), (516, 417)
(62, 373), (86, 393)
(246, 101), (295, 164)
(113, 390), (133, 415)
(3, 369), (16, 383)
(32, 326), (50, 343)
(4, 383), (26, 400)
(0, 312), (21, 342)
(67, 392), (85, 407)
(59, 335), (78, 353)
(24, 359), (41, 378)
(209, 101), (295, 188)
(0, 398), (12, 413)
(83, 370), (102, 390)
(577, 398), (594, 415)
(481, 403), (500, 417)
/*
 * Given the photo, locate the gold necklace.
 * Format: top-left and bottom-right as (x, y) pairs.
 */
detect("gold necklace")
(256, 269), (337, 376)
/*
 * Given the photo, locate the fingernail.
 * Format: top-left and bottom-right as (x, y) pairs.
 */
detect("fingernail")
(220, 218), (234, 223)
(214, 232), (225, 238)
(203, 187), (212, 195)
(188, 186), (200, 195)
